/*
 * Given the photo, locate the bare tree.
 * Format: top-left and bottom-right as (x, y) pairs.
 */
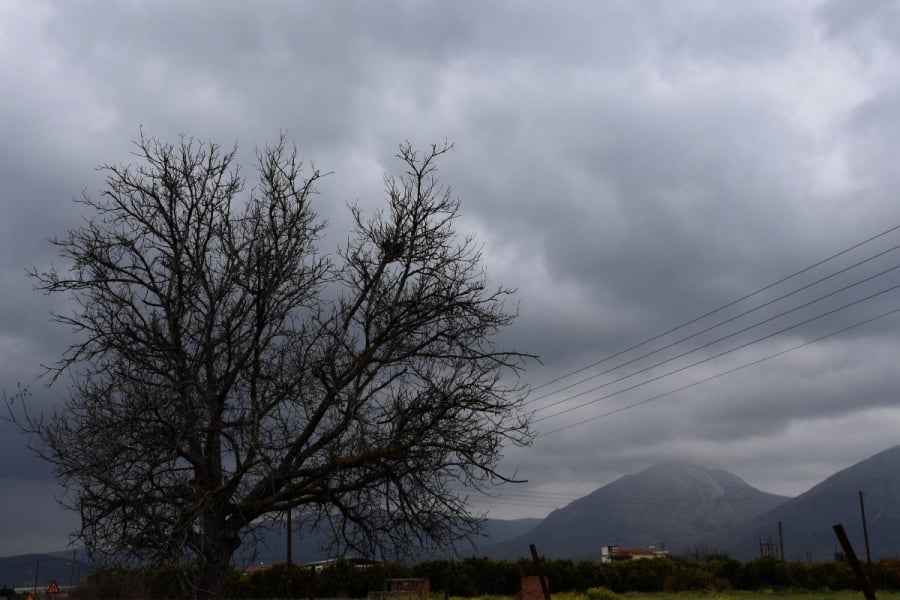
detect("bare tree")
(14, 134), (532, 598)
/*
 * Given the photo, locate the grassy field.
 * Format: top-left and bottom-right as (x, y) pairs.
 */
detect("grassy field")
(449, 592), (900, 600)
(611, 593), (894, 600)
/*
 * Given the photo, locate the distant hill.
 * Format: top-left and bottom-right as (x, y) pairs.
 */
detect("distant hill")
(0, 550), (90, 589)
(482, 461), (788, 560)
(0, 516), (541, 585)
(234, 515), (541, 567)
(10, 446), (900, 571)
(471, 518), (543, 553)
(716, 445), (900, 561)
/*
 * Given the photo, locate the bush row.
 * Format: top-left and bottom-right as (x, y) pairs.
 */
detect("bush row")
(72, 555), (900, 599)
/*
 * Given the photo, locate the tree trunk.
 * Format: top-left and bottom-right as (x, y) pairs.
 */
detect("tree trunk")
(197, 516), (240, 600)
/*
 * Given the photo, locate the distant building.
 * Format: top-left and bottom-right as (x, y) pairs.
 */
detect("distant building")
(601, 545), (669, 563)
(303, 557), (377, 572)
(242, 556), (377, 576)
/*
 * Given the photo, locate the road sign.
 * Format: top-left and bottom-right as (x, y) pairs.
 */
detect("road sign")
(46, 580), (61, 594)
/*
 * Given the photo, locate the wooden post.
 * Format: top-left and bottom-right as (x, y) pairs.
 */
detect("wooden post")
(529, 544), (551, 600)
(833, 523), (876, 600)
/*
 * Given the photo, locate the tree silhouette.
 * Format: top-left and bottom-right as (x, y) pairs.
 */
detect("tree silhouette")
(14, 134), (532, 598)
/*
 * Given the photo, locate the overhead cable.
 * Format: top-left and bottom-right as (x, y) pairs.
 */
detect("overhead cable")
(537, 305), (900, 436)
(527, 223), (900, 396)
(530, 242), (900, 408)
(534, 261), (900, 415)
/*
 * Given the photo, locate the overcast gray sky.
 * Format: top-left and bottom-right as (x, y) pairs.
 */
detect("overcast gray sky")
(3, 0), (900, 557)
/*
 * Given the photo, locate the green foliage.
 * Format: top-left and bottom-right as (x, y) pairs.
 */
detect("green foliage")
(873, 558), (900, 589)
(413, 557), (524, 595)
(734, 556), (794, 589)
(71, 563), (197, 599)
(583, 557), (672, 592)
(585, 585), (621, 600)
(824, 560), (858, 592)
(72, 553), (900, 597)
(706, 554), (742, 584)
(669, 558), (712, 591)
(572, 559), (614, 591)
(71, 565), (134, 600)
(240, 560), (411, 598)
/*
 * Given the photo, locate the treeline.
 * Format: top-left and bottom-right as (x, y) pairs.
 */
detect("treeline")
(71, 555), (900, 599)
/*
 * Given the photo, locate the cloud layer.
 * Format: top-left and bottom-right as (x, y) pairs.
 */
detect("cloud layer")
(3, 0), (900, 555)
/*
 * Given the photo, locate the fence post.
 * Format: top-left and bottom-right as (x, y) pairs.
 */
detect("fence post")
(833, 523), (875, 600)
(529, 544), (551, 600)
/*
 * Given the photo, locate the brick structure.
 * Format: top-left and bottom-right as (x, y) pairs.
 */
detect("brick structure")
(514, 575), (548, 600)
(368, 578), (430, 600)
(387, 579), (429, 596)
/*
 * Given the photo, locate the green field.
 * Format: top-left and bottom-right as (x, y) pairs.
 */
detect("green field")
(452, 593), (899, 600)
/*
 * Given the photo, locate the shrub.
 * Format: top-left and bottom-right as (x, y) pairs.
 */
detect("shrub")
(735, 556), (793, 589)
(876, 559), (900, 589)
(585, 585), (621, 600)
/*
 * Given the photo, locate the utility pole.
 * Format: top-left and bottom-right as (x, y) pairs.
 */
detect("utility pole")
(32, 559), (39, 598)
(778, 521), (784, 560)
(286, 509), (293, 600)
(859, 490), (872, 565)
(69, 549), (77, 588)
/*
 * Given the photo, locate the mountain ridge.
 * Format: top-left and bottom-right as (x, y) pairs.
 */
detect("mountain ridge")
(484, 445), (900, 561)
(481, 460), (788, 559)
(5, 445), (900, 582)
(712, 445), (900, 560)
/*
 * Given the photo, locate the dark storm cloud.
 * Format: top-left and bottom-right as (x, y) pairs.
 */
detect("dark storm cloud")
(3, 0), (900, 553)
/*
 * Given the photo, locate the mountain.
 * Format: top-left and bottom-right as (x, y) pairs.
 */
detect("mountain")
(0, 516), (539, 583)
(0, 550), (92, 588)
(234, 516), (541, 567)
(10, 446), (900, 570)
(482, 461), (788, 560)
(716, 445), (900, 561)
(473, 518), (542, 552)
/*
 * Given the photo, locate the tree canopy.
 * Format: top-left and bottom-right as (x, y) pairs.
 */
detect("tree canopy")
(15, 134), (532, 598)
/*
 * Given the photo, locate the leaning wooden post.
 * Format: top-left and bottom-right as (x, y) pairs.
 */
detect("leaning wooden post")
(529, 544), (551, 600)
(833, 523), (876, 600)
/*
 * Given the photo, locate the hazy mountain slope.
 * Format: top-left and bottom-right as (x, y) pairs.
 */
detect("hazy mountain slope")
(11, 446), (900, 570)
(483, 462), (788, 559)
(234, 516), (542, 566)
(474, 518), (542, 551)
(717, 445), (900, 561)
(0, 550), (91, 588)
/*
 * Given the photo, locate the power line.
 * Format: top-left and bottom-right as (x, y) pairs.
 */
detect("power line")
(474, 487), (803, 513)
(534, 261), (900, 416)
(493, 490), (585, 501)
(527, 223), (900, 396)
(529, 242), (900, 408)
(537, 305), (900, 437)
(535, 280), (900, 424)
(482, 494), (795, 508)
(475, 497), (575, 509)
